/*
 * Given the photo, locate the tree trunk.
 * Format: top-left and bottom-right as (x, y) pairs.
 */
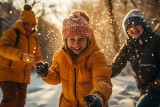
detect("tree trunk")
(104, 0), (120, 53)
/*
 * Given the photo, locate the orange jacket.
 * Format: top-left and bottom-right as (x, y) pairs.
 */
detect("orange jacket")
(42, 31), (112, 107)
(0, 20), (42, 84)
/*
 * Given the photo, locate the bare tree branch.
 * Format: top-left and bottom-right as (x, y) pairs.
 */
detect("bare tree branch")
(32, 0), (40, 6)
(105, 0), (120, 53)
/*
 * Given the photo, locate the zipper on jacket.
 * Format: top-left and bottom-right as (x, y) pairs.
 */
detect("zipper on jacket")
(73, 64), (80, 107)
(72, 56), (80, 107)
(64, 47), (80, 106)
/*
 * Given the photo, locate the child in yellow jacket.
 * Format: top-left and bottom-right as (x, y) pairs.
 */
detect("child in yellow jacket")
(0, 3), (42, 107)
(36, 9), (112, 107)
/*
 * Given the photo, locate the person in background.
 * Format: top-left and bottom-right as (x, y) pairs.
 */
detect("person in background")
(36, 9), (112, 107)
(0, 3), (42, 107)
(112, 9), (160, 107)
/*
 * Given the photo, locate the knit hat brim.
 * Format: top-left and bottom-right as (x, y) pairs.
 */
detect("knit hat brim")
(124, 17), (148, 31)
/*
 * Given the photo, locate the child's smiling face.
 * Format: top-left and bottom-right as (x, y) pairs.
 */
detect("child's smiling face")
(127, 22), (144, 39)
(67, 35), (88, 55)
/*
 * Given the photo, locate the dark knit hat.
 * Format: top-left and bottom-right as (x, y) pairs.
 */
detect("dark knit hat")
(62, 9), (91, 40)
(123, 9), (148, 34)
(19, 3), (37, 24)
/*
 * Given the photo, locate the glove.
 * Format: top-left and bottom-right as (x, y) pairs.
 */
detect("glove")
(83, 94), (102, 107)
(36, 61), (49, 77)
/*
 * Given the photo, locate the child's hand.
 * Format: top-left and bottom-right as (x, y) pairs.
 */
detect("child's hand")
(83, 94), (102, 107)
(21, 53), (35, 63)
(36, 61), (49, 77)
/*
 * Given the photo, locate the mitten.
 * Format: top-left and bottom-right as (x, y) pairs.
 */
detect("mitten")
(36, 61), (49, 77)
(83, 94), (102, 107)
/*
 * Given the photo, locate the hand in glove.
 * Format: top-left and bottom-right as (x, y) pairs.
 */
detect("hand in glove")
(21, 53), (35, 63)
(83, 94), (102, 107)
(36, 61), (49, 77)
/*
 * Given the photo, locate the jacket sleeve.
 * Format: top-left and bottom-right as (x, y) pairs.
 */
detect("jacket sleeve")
(90, 51), (112, 105)
(0, 29), (23, 61)
(112, 44), (128, 77)
(41, 50), (61, 85)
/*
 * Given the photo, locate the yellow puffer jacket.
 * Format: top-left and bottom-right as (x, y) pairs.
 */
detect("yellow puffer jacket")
(0, 20), (42, 84)
(42, 32), (112, 107)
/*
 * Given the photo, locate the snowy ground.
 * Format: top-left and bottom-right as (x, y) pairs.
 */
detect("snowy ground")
(0, 69), (140, 107)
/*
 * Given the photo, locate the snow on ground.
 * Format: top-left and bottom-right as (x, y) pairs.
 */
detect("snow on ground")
(25, 73), (62, 107)
(0, 70), (140, 107)
(109, 76), (139, 107)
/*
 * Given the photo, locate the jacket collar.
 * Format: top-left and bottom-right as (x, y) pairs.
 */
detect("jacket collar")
(13, 20), (37, 36)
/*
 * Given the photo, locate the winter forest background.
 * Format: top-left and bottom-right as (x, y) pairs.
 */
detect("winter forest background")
(0, 0), (160, 107)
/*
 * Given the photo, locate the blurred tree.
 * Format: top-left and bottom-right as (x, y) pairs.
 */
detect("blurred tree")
(104, 0), (120, 53)
(0, 1), (20, 36)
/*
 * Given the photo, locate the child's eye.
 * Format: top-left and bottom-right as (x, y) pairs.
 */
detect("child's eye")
(79, 38), (85, 41)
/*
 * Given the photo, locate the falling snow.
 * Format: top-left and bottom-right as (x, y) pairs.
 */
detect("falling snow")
(0, 0), (160, 107)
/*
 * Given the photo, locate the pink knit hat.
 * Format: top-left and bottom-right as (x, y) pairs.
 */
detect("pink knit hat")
(62, 10), (91, 40)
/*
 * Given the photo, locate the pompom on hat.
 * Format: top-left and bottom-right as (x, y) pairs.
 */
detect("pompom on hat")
(19, 3), (37, 24)
(123, 9), (149, 34)
(62, 9), (91, 40)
